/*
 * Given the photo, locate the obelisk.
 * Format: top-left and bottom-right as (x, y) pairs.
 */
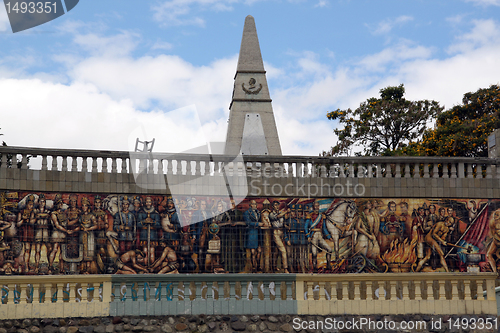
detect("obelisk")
(224, 15), (282, 156)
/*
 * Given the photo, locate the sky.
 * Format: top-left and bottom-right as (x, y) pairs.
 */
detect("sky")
(1, 0), (500, 157)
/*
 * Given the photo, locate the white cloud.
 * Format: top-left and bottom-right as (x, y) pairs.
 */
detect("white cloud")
(0, 78), (218, 154)
(315, 0), (328, 8)
(152, 0), (238, 27)
(465, 0), (500, 6)
(72, 31), (141, 57)
(371, 15), (414, 35)
(357, 41), (433, 72)
(447, 19), (500, 53)
(151, 40), (174, 51)
(68, 54), (236, 123)
(0, 5), (10, 32)
(4, 14), (500, 158)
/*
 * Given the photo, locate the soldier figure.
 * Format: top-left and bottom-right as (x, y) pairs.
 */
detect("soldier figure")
(49, 195), (71, 273)
(305, 201), (332, 272)
(269, 201), (289, 273)
(193, 200), (210, 272)
(137, 196), (161, 267)
(80, 197), (97, 273)
(288, 204), (307, 273)
(93, 196), (109, 273)
(113, 197), (135, 254)
(33, 194), (52, 273)
(416, 216), (454, 272)
(243, 200), (262, 273)
(17, 195), (35, 271)
(161, 199), (180, 250)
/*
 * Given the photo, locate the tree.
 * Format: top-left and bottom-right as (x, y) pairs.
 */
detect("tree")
(323, 84), (443, 156)
(407, 85), (500, 157)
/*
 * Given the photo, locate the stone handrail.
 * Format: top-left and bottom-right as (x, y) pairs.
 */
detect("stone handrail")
(295, 272), (497, 315)
(0, 273), (497, 318)
(0, 145), (499, 179)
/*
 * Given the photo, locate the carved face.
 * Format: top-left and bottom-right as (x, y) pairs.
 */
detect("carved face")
(200, 201), (207, 210)
(249, 200), (257, 210)
(145, 197), (152, 209)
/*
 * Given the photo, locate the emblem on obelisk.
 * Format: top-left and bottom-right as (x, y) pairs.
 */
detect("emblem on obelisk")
(242, 78), (262, 95)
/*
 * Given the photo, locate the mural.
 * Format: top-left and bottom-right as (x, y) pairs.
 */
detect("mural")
(0, 191), (499, 275)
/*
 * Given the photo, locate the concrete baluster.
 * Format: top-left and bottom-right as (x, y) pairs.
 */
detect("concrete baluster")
(62, 155), (68, 172)
(442, 163), (449, 178)
(467, 163), (473, 178)
(305, 281), (312, 300)
(177, 159), (182, 175)
(353, 281), (361, 300)
(438, 281), (445, 300)
(451, 280), (459, 300)
(432, 163), (439, 178)
(458, 163), (465, 178)
(195, 160), (201, 176)
(367, 164), (373, 178)
(376, 163), (382, 178)
(477, 280), (485, 300)
(451, 163), (457, 178)
(167, 159), (173, 175)
(366, 281), (373, 300)
(414, 281), (422, 300)
(19, 283), (28, 304)
(102, 157), (108, 173)
(321, 165), (327, 178)
(395, 163), (401, 178)
(389, 281), (397, 300)
(402, 281), (410, 301)
(423, 163), (430, 178)
(486, 164), (492, 178)
(111, 157), (117, 173)
(413, 163), (419, 178)
(341, 281), (349, 300)
(0, 154), (6, 169)
(20, 153), (27, 170)
(404, 163), (410, 178)
(358, 164), (364, 178)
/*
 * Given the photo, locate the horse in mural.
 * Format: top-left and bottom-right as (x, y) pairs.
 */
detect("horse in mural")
(324, 200), (358, 260)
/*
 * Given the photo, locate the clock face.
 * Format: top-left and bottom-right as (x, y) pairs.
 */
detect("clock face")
(209, 223), (220, 235)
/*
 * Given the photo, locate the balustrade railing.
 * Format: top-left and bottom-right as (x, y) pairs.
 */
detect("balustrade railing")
(295, 272), (497, 315)
(0, 275), (112, 319)
(0, 146), (499, 179)
(0, 273), (496, 318)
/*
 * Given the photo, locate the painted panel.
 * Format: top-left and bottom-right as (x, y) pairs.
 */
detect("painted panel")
(0, 191), (499, 275)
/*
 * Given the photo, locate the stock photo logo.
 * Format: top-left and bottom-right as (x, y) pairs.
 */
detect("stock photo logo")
(127, 106), (248, 229)
(3, 0), (79, 32)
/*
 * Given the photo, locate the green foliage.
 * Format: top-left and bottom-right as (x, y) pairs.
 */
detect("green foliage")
(406, 85), (500, 157)
(324, 84), (443, 156)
